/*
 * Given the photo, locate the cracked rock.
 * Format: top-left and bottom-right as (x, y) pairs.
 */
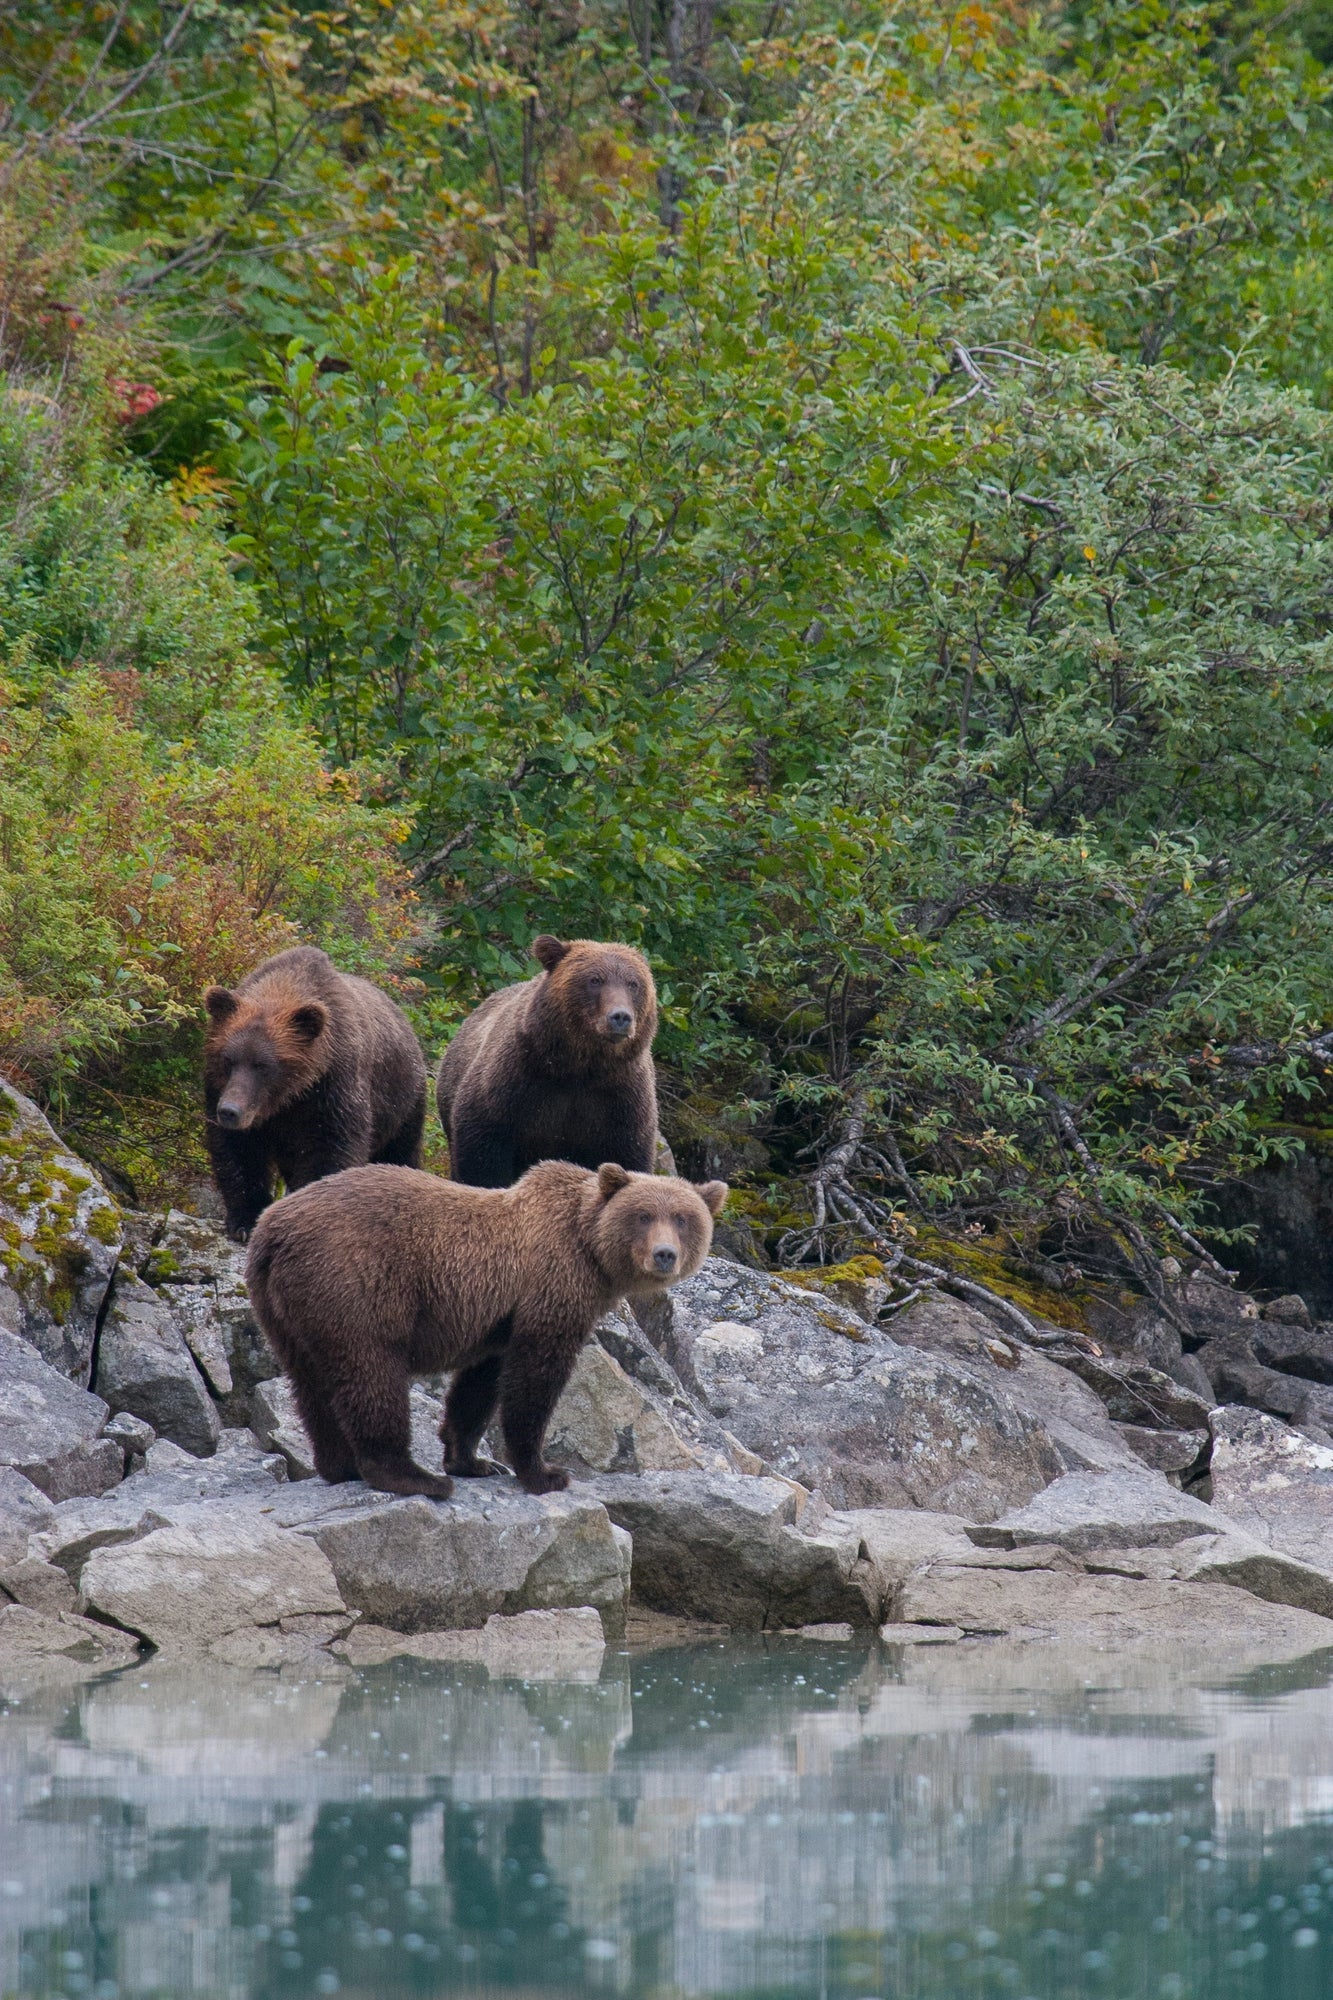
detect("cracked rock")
(95, 1275), (221, 1457)
(0, 1330), (122, 1501)
(650, 1260), (1066, 1518)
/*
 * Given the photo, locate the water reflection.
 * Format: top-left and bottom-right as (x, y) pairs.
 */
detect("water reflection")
(5, 1635), (1333, 1997)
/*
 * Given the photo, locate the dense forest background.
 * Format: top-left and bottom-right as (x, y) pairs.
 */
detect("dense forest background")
(4, 0), (1333, 1313)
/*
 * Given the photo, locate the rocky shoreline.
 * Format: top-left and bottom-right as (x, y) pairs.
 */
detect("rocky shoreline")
(6, 1078), (1333, 1678)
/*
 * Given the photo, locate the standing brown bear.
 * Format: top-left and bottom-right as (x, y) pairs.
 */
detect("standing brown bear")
(436, 935), (658, 1187)
(203, 946), (427, 1242)
(246, 1160), (727, 1496)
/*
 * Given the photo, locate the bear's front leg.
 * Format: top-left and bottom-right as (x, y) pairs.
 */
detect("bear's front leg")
(497, 1314), (583, 1494)
(441, 1354), (509, 1477)
(205, 1124), (271, 1242)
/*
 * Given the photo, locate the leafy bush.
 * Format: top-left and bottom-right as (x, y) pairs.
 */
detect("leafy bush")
(0, 384), (419, 1105)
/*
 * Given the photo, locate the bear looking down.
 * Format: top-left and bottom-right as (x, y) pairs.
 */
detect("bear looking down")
(436, 935), (658, 1187)
(246, 1160), (726, 1498)
(203, 946), (427, 1242)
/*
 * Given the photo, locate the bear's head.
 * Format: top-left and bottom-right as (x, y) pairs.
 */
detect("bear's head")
(203, 985), (332, 1130)
(587, 1163), (726, 1294)
(531, 936), (657, 1062)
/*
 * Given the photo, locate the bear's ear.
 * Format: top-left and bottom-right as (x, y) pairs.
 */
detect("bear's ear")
(204, 985), (239, 1025)
(532, 935), (570, 973)
(288, 1000), (330, 1044)
(698, 1180), (729, 1217)
(597, 1161), (632, 1200)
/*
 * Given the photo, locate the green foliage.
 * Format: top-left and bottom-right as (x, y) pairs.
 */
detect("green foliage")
(0, 381), (419, 1103)
(8, 0), (1333, 1274)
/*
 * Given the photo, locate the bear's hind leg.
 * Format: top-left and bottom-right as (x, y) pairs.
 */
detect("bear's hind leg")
(289, 1375), (358, 1484)
(442, 1354), (508, 1477)
(331, 1363), (454, 1500)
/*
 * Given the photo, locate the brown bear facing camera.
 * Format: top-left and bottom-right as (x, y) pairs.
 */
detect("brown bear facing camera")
(246, 1160), (726, 1497)
(203, 946), (427, 1242)
(436, 935), (658, 1187)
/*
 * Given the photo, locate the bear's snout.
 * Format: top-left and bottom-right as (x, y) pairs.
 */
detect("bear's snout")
(652, 1242), (679, 1273)
(605, 1006), (634, 1039)
(216, 1100), (244, 1129)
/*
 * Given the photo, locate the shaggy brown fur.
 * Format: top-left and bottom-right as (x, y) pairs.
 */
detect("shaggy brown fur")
(246, 1160), (726, 1497)
(204, 946), (427, 1242)
(436, 936), (659, 1187)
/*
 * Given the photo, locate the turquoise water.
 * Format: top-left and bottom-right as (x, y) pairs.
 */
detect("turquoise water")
(5, 1635), (1333, 1998)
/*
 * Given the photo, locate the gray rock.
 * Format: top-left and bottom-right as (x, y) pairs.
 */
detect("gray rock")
(656, 1261), (1066, 1518)
(1182, 1272), (1260, 1340)
(1252, 1320), (1333, 1385)
(250, 1376), (315, 1479)
(0, 1467), (55, 1566)
(0, 1554), (78, 1614)
(895, 1564), (1333, 1655)
(1178, 1535), (1333, 1623)
(340, 1606), (607, 1680)
(0, 1081), (121, 1382)
(268, 1479), (633, 1634)
(0, 1329), (121, 1501)
(1047, 1346), (1213, 1432)
(81, 1516), (354, 1662)
(95, 1275), (221, 1457)
(1262, 1292), (1313, 1327)
(833, 1507), (978, 1601)
(1197, 1335), (1333, 1431)
(548, 1341), (726, 1475)
(968, 1470), (1225, 1553)
(102, 1410), (155, 1459)
(0, 1602), (140, 1674)
(33, 1490), (173, 1584)
(890, 1293), (1148, 1476)
(586, 1471), (879, 1628)
(142, 1211), (277, 1422)
(1113, 1425), (1210, 1474)
(125, 1430), (287, 1504)
(1208, 1405), (1333, 1572)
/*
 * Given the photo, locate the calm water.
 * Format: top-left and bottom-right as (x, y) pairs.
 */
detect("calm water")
(6, 1634), (1333, 1999)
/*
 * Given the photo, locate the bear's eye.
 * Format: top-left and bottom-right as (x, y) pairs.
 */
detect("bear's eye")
(588, 976), (604, 989)
(637, 1211), (653, 1224)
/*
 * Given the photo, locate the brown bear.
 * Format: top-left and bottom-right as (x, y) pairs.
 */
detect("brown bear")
(436, 935), (658, 1187)
(246, 1160), (726, 1497)
(203, 946), (427, 1243)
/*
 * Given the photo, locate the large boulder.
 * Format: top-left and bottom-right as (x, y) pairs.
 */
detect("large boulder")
(548, 1340), (726, 1476)
(267, 1479), (633, 1634)
(1208, 1405), (1333, 1572)
(651, 1260), (1066, 1517)
(0, 1081), (121, 1382)
(968, 1470), (1225, 1554)
(586, 1471), (879, 1628)
(889, 1292), (1153, 1475)
(0, 1329), (122, 1500)
(95, 1274), (221, 1457)
(81, 1517), (354, 1664)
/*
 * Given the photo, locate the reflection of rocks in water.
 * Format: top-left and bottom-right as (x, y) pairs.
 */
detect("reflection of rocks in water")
(8, 1644), (1333, 1997)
